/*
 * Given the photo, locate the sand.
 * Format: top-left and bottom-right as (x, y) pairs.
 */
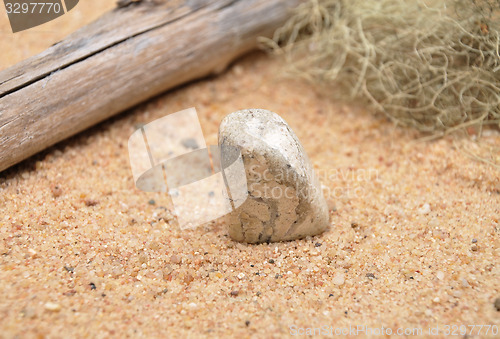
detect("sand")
(1, 2), (499, 338)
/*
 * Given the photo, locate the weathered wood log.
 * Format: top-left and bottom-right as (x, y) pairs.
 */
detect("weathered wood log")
(0, 0), (301, 172)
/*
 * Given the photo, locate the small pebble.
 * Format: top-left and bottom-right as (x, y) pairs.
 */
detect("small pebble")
(85, 199), (99, 207)
(44, 302), (61, 312)
(89, 282), (96, 290)
(51, 185), (63, 198)
(230, 290), (239, 297)
(341, 261), (352, 269)
(333, 272), (345, 285)
(471, 238), (477, 243)
(268, 259), (275, 264)
(436, 271), (444, 280)
(418, 203), (431, 215)
(471, 244), (479, 251)
(366, 273), (375, 279)
(138, 252), (148, 264)
(170, 255), (182, 264)
(494, 297), (500, 311)
(148, 199), (156, 205)
(149, 241), (160, 250)
(183, 274), (194, 284)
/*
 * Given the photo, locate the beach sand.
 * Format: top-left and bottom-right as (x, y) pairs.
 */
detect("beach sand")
(1, 2), (499, 338)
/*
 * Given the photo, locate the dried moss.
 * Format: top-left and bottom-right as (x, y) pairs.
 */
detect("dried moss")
(262, 0), (500, 135)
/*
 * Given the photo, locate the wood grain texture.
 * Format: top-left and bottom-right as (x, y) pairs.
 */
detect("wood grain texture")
(0, 0), (301, 172)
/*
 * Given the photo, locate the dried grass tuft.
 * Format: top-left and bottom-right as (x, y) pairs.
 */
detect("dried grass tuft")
(261, 0), (500, 135)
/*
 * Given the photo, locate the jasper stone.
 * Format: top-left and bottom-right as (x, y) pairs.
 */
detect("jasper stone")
(218, 109), (329, 243)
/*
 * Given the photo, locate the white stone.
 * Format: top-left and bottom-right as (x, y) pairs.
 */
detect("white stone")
(332, 272), (345, 285)
(218, 109), (329, 243)
(418, 203), (431, 215)
(44, 302), (61, 312)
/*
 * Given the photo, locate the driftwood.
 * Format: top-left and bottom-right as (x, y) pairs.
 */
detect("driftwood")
(0, 0), (301, 172)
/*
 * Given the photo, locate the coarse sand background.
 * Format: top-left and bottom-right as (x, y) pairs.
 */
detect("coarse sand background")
(0, 2), (499, 338)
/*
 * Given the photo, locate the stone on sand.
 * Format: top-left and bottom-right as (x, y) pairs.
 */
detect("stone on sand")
(218, 109), (329, 243)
